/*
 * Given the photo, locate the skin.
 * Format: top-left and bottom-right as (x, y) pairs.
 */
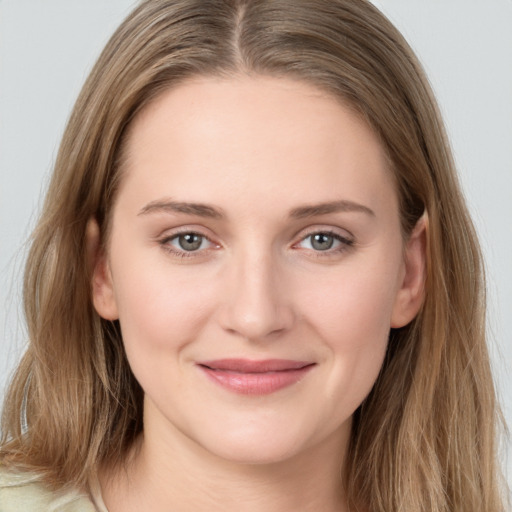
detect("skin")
(90, 75), (426, 512)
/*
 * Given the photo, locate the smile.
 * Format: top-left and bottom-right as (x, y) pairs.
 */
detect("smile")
(197, 359), (316, 395)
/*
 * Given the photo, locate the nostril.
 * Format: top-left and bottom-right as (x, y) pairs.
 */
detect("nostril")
(217, 259), (295, 339)
(219, 304), (295, 341)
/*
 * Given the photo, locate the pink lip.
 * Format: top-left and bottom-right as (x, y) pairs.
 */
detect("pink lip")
(197, 359), (315, 395)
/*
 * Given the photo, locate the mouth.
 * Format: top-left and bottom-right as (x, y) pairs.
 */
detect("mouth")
(197, 358), (316, 395)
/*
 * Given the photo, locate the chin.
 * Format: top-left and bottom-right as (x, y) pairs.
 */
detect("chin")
(189, 418), (325, 467)
(206, 439), (304, 466)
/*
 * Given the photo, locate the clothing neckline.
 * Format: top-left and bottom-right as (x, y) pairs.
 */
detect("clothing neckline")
(89, 473), (109, 512)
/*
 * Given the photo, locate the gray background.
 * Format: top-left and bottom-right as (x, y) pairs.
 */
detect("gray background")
(1, 0), (511, 488)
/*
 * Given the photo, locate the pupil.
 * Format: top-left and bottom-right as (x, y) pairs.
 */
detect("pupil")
(179, 233), (202, 251)
(312, 233), (333, 251)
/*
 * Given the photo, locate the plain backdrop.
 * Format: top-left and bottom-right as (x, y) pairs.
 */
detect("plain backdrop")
(1, 0), (511, 487)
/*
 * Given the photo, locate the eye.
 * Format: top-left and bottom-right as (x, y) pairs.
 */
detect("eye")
(162, 232), (215, 254)
(296, 230), (353, 253)
(308, 233), (337, 251)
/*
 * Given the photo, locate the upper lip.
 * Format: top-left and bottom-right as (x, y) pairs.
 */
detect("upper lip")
(198, 358), (315, 373)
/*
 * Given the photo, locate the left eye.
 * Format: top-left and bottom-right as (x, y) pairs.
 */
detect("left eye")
(297, 232), (349, 252)
(168, 233), (212, 252)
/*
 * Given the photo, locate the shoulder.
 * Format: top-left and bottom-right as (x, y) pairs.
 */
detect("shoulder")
(0, 467), (97, 512)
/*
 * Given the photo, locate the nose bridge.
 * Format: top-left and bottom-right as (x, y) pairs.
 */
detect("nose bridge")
(220, 242), (293, 340)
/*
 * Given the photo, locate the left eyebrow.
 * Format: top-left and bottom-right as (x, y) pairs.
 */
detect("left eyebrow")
(289, 200), (375, 219)
(138, 199), (224, 219)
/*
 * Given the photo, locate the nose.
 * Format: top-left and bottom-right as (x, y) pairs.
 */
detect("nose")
(218, 249), (295, 341)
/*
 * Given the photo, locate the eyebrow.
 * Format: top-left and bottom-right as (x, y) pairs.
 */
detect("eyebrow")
(138, 199), (224, 219)
(289, 200), (375, 219)
(138, 198), (375, 220)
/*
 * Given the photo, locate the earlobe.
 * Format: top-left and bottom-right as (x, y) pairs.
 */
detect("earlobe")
(390, 213), (428, 328)
(86, 218), (119, 321)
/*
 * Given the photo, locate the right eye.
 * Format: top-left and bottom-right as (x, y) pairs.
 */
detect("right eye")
(160, 231), (216, 257)
(172, 233), (209, 251)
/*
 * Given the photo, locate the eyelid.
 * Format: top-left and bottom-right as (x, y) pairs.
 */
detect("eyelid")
(293, 225), (354, 243)
(157, 224), (220, 243)
(156, 224), (355, 259)
(291, 226), (355, 255)
(158, 226), (221, 258)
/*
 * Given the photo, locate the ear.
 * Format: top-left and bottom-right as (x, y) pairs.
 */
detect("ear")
(86, 218), (119, 320)
(390, 213), (428, 328)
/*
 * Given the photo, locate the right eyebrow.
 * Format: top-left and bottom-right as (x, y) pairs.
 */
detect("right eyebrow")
(138, 199), (224, 219)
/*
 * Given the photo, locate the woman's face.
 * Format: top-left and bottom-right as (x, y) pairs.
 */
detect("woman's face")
(92, 76), (425, 465)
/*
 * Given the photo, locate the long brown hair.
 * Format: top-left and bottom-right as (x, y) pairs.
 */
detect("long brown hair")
(1, 1), (506, 510)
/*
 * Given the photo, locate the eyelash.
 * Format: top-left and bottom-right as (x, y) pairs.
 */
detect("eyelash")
(159, 229), (217, 259)
(158, 228), (354, 259)
(294, 229), (354, 258)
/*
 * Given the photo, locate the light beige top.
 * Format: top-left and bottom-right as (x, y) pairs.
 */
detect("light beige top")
(0, 468), (109, 512)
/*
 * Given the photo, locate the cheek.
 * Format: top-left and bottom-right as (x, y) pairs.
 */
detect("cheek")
(111, 259), (218, 361)
(302, 259), (401, 348)
(297, 256), (401, 404)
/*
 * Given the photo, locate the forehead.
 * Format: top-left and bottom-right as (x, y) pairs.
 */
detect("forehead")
(117, 75), (396, 218)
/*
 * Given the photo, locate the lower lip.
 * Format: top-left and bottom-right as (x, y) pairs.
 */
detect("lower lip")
(198, 365), (315, 395)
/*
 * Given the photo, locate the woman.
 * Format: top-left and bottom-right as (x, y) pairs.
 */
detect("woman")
(0, 0), (506, 510)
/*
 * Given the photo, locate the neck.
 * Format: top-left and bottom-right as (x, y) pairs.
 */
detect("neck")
(101, 403), (351, 512)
